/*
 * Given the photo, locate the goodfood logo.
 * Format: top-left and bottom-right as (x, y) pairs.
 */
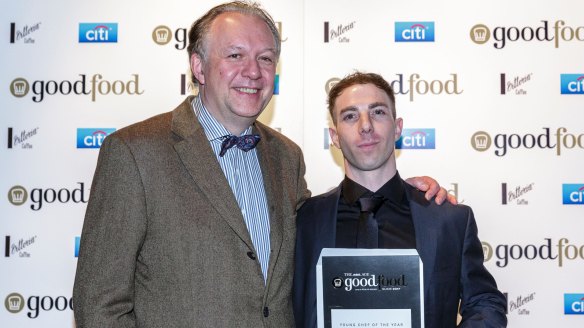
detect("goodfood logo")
(470, 20), (584, 49)
(8, 127), (39, 149)
(470, 127), (584, 156)
(79, 23), (118, 43)
(5, 235), (37, 258)
(153, 21), (288, 49)
(332, 273), (408, 292)
(325, 74), (463, 101)
(501, 73), (532, 95)
(9, 74), (143, 102)
(395, 21), (435, 42)
(7, 183), (88, 211)
(563, 184), (584, 205)
(77, 128), (116, 149)
(565, 294), (584, 314)
(502, 182), (534, 205)
(10, 22), (41, 44)
(560, 74), (584, 95)
(4, 292), (73, 319)
(482, 238), (584, 268)
(324, 21), (356, 43)
(396, 129), (436, 149)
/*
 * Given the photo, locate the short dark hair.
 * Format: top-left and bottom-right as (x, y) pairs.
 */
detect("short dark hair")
(187, 1), (281, 85)
(327, 72), (396, 124)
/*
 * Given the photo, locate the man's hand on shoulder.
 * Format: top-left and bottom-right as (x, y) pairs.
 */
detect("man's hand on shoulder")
(405, 176), (458, 205)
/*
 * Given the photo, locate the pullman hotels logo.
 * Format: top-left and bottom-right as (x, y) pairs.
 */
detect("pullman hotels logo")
(324, 21), (356, 43)
(9, 74), (144, 102)
(8, 127), (39, 149)
(470, 20), (584, 49)
(501, 73), (533, 95)
(502, 182), (534, 205)
(471, 128), (584, 156)
(10, 22), (41, 44)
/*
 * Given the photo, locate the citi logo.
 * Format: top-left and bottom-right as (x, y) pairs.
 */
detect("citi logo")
(273, 74), (280, 95)
(500, 73), (532, 95)
(395, 22), (435, 42)
(79, 23), (118, 43)
(562, 184), (584, 205)
(77, 128), (116, 148)
(396, 129), (435, 149)
(324, 21), (355, 43)
(10, 22), (41, 44)
(470, 20), (584, 49)
(75, 236), (80, 257)
(560, 74), (584, 95)
(565, 294), (584, 314)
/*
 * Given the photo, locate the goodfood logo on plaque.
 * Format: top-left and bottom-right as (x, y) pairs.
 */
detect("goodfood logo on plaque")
(79, 23), (118, 43)
(324, 20), (356, 43)
(7, 127), (39, 149)
(470, 128), (584, 156)
(395, 21), (435, 42)
(500, 73), (533, 95)
(470, 20), (584, 49)
(560, 74), (584, 95)
(9, 74), (144, 102)
(10, 22), (41, 44)
(332, 272), (408, 292)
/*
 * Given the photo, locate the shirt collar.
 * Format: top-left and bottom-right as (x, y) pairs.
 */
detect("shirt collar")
(341, 171), (406, 205)
(191, 95), (253, 142)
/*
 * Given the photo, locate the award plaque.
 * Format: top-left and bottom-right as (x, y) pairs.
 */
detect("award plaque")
(316, 248), (424, 328)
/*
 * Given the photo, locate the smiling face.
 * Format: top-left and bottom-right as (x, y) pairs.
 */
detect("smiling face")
(329, 83), (403, 181)
(191, 12), (277, 134)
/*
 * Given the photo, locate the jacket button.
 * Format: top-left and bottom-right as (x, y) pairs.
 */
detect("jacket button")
(247, 251), (256, 260)
(263, 306), (269, 317)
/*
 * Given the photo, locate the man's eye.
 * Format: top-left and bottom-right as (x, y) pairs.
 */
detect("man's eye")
(372, 109), (386, 116)
(342, 114), (356, 121)
(228, 54), (241, 59)
(259, 56), (274, 63)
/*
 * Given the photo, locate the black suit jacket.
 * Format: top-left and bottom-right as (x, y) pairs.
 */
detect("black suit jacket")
(293, 182), (507, 328)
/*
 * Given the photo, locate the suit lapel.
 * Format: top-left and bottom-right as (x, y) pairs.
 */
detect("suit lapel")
(405, 184), (439, 297)
(317, 186), (342, 250)
(171, 97), (254, 249)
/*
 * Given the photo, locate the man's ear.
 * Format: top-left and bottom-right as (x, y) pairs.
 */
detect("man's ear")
(395, 117), (403, 141)
(329, 127), (341, 149)
(191, 53), (205, 85)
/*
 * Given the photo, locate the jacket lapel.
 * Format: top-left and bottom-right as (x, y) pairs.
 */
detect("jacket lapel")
(171, 97), (254, 249)
(405, 184), (439, 298)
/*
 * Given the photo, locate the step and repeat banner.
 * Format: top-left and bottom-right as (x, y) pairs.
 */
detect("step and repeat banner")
(1, 0), (583, 327)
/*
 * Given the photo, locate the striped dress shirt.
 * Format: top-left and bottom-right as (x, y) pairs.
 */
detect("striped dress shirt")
(191, 96), (271, 282)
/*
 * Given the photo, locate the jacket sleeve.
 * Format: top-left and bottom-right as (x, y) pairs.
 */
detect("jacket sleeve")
(459, 207), (508, 327)
(73, 134), (147, 328)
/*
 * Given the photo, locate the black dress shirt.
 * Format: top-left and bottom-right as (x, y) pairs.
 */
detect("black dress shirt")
(336, 171), (416, 249)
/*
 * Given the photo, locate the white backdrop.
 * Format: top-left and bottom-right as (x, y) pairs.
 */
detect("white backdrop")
(1, 0), (583, 327)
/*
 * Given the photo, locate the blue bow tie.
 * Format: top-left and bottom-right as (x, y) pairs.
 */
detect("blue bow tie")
(219, 134), (261, 157)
